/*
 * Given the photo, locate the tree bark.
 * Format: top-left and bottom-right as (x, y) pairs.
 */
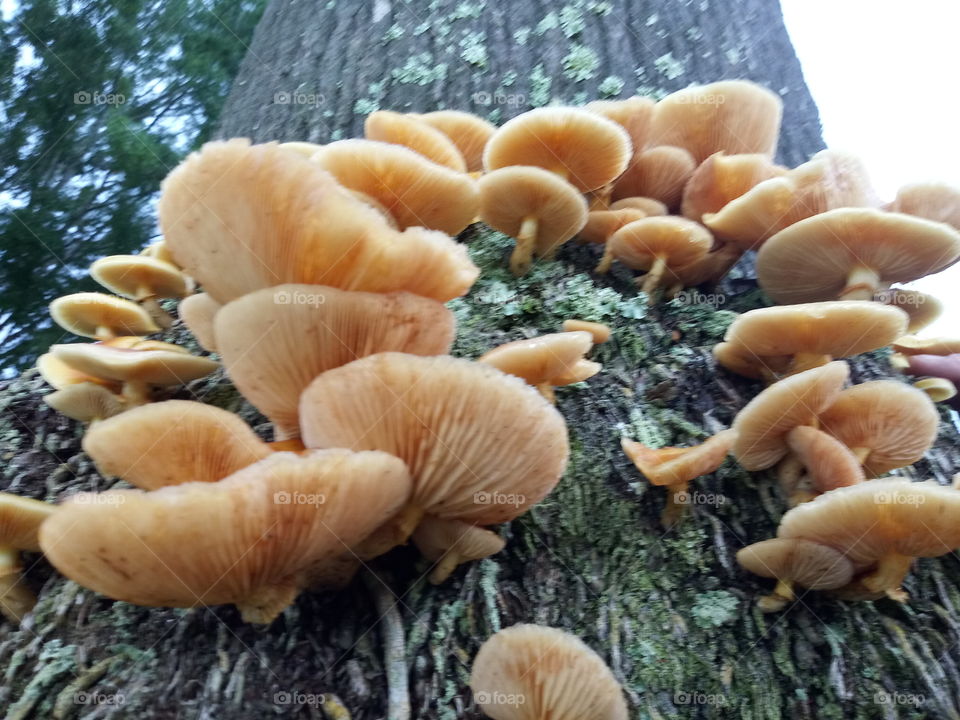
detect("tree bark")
(4, 1), (960, 719)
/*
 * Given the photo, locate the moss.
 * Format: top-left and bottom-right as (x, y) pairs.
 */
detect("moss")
(598, 75), (625, 97)
(562, 44), (600, 82)
(528, 64), (552, 107)
(691, 591), (740, 629)
(559, 5), (585, 37)
(535, 11), (559, 35)
(459, 31), (488, 68)
(392, 54), (448, 85)
(654, 52), (686, 80)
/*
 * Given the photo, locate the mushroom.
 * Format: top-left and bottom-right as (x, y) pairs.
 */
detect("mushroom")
(477, 166), (588, 275)
(578, 208), (649, 273)
(299, 353), (568, 556)
(891, 335), (960, 356)
(278, 141), (326, 157)
(778, 479), (960, 601)
(913, 377), (957, 403)
(140, 241), (181, 268)
(40, 450), (412, 623)
(756, 208), (960, 303)
(621, 429), (737, 527)
(610, 145), (697, 209)
(818, 380), (938, 476)
(736, 538), (853, 612)
(470, 624), (628, 720)
(483, 107), (632, 192)
(561, 319), (611, 344)
(0, 494), (56, 623)
(731, 361), (849, 471)
(44, 383), (127, 423)
(478, 331), (600, 402)
(215, 284), (454, 440)
(49, 292), (159, 340)
(713, 301), (909, 380)
(411, 516), (505, 584)
(887, 181), (960, 231)
(90, 254), (193, 328)
(364, 110), (467, 171)
(780, 425), (865, 506)
(158, 139), (479, 304)
(681, 152), (787, 223)
(82, 400), (273, 489)
(416, 110), (496, 173)
(37, 353), (119, 391)
(585, 96), (656, 154)
(879, 289), (943, 333)
(609, 197), (668, 215)
(177, 292), (222, 352)
(310, 139), (480, 234)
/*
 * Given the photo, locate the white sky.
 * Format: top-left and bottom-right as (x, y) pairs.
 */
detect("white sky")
(781, 0), (959, 336)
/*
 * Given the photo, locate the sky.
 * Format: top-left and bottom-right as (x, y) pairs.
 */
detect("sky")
(781, 0), (960, 336)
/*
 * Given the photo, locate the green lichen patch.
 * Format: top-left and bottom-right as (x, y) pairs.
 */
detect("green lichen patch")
(562, 44), (600, 82)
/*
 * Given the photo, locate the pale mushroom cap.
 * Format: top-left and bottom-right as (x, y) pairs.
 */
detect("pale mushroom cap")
(39, 450), (412, 613)
(0, 494), (56, 552)
(585, 96), (656, 151)
(732, 361), (849, 470)
(888, 181), (960, 231)
(37, 353), (118, 390)
(178, 292), (222, 352)
(140, 241), (180, 267)
(470, 624), (628, 720)
(299, 353), (569, 524)
(608, 217), (713, 271)
(311, 139), (479, 234)
(785, 426), (865, 493)
(82, 400), (272, 489)
(757, 208), (960, 304)
(478, 166), (588, 254)
(819, 381), (939, 475)
(610, 145), (696, 208)
(478, 331), (594, 386)
(364, 110), (466, 171)
(649, 80), (783, 163)
(736, 538), (853, 590)
(621, 428), (737, 487)
(878, 289), (943, 333)
(411, 516), (505, 563)
(914, 377), (957, 402)
(578, 209), (648, 244)
(158, 139), (479, 304)
(892, 335), (960, 356)
(90, 255), (190, 300)
(778, 479), (960, 567)
(418, 110), (496, 173)
(609, 197), (668, 215)
(44, 383), (126, 423)
(483, 107), (632, 192)
(50, 343), (218, 386)
(215, 284), (455, 439)
(713, 341), (791, 380)
(50, 293), (159, 339)
(278, 141), (325, 157)
(562, 320), (611, 344)
(681, 151), (786, 222)
(722, 301), (908, 360)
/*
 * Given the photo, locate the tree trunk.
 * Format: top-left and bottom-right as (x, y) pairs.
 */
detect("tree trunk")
(4, 1), (960, 719)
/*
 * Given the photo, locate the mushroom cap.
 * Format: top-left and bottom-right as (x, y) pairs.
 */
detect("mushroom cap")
(621, 428), (737, 487)
(311, 139), (479, 234)
(785, 426), (865, 493)
(478, 166), (588, 255)
(649, 80), (783, 163)
(215, 284), (455, 439)
(819, 380), (939, 476)
(364, 110), (466, 171)
(585, 96), (656, 151)
(736, 538), (853, 589)
(417, 110), (496, 173)
(713, 342), (791, 380)
(610, 145), (697, 208)
(609, 197), (668, 215)
(158, 139), (479, 304)
(879, 289), (943, 333)
(50, 293), (159, 339)
(914, 377), (957, 402)
(608, 217), (713, 270)
(778, 479), (960, 567)
(50, 343), (218, 386)
(140, 241), (180, 267)
(732, 361), (849, 470)
(37, 353), (119, 390)
(278, 141), (325, 157)
(561, 319), (611, 344)
(478, 331), (596, 387)
(299, 353), (569, 524)
(0, 494), (55, 552)
(721, 301), (908, 364)
(757, 208), (960, 304)
(44, 383), (126, 423)
(483, 107), (632, 192)
(82, 400), (272, 489)
(681, 152), (787, 222)
(888, 181), (960, 231)
(39, 450), (412, 617)
(90, 255), (191, 301)
(892, 335), (960, 357)
(177, 292), (221, 352)
(578, 209), (648, 244)
(411, 516), (505, 563)
(470, 624), (628, 720)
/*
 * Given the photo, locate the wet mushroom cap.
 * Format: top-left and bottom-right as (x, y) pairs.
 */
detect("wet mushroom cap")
(417, 110), (496, 173)
(610, 145), (697, 208)
(483, 107), (632, 192)
(621, 429), (737, 487)
(177, 292), (222, 352)
(50, 343), (218, 386)
(478, 331), (596, 387)
(364, 110), (466, 171)
(90, 255), (191, 301)
(607, 216), (713, 270)
(562, 319), (611, 344)
(50, 293), (160, 339)
(470, 624), (628, 720)
(736, 538), (853, 590)
(681, 151), (786, 222)
(0, 494), (57, 552)
(888, 181), (960, 231)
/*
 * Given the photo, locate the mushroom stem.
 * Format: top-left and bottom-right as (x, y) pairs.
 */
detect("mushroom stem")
(660, 480), (690, 528)
(851, 447), (871, 464)
(356, 504), (426, 559)
(510, 216), (539, 276)
(94, 325), (116, 340)
(362, 571), (411, 720)
(757, 579), (796, 612)
(236, 579), (300, 624)
(861, 553), (913, 601)
(141, 296), (174, 329)
(594, 244), (615, 274)
(788, 352), (833, 375)
(428, 552), (463, 585)
(120, 380), (152, 405)
(639, 255), (668, 300)
(839, 265), (881, 300)
(0, 547), (35, 624)
(536, 382), (556, 404)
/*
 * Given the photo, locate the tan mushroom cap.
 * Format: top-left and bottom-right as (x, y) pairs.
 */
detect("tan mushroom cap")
(311, 139), (479, 234)
(364, 110), (466, 171)
(785, 426), (865, 494)
(412, 516), (505, 584)
(178, 292), (221, 352)
(50, 293), (159, 339)
(479, 331), (598, 390)
(215, 284), (455, 440)
(82, 400), (272, 489)
(879, 289), (943, 333)
(649, 80), (783, 163)
(757, 208), (960, 304)
(299, 353), (569, 525)
(417, 110), (495, 173)
(888, 182), (960, 231)
(732, 361), (849, 470)
(158, 139), (479, 304)
(578, 209), (648, 245)
(737, 538), (853, 590)
(470, 624), (628, 720)
(562, 319), (611, 344)
(585, 96), (656, 151)
(37, 353), (119, 390)
(44, 383), (127, 423)
(610, 145), (696, 208)
(40, 449), (411, 623)
(90, 255), (191, 301)
(713, 341), (791, 381)
(914, 377), (957, 402)
(140, 241), (180, 267)
(50, 343), (218, 387)
(681, 152), (787, 223)
(608, 217), (713, 270)
(621, 429), (737, 488)
(483, 107), (633, 192)
(609, 197), (668, 215)
(892, 335), (960, 356)
(0, 494), (56, 553)
(278, 141), (325, 157)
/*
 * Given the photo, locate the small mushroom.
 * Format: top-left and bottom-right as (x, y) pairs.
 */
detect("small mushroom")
(90, 254), (193, 328)
(140, 241), (181, 268)
(780, 425), (865, 506)
(177, 292), (222, 352)
(561, 319), (611, 344)
(37, 353), (119, 391)
(879, 289), (943, 333)
(681, 152), (787, 223)
(891, 335), (960, 356)
(578, 208), (647, 273)
(470, 624), (628, 720)
(610, 145), (697, 209)
(913, 377), (957, 403)
(49, 292), (159, 340)
(44, 383), (127, 423)
(585, 96), (656, 153)
(411, 516), (505, 584)
(609, 197), (668, 215)
(887, 181), (960, 231)
(0, 493), (55, 623)
(364, 110), (467, 171)
(416, 110), (496, 173)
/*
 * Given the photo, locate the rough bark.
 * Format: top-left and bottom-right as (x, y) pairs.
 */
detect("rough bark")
(4, 1), (960, 719)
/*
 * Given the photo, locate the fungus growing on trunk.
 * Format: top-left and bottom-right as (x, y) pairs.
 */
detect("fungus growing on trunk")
(0, 494), (55, 624)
